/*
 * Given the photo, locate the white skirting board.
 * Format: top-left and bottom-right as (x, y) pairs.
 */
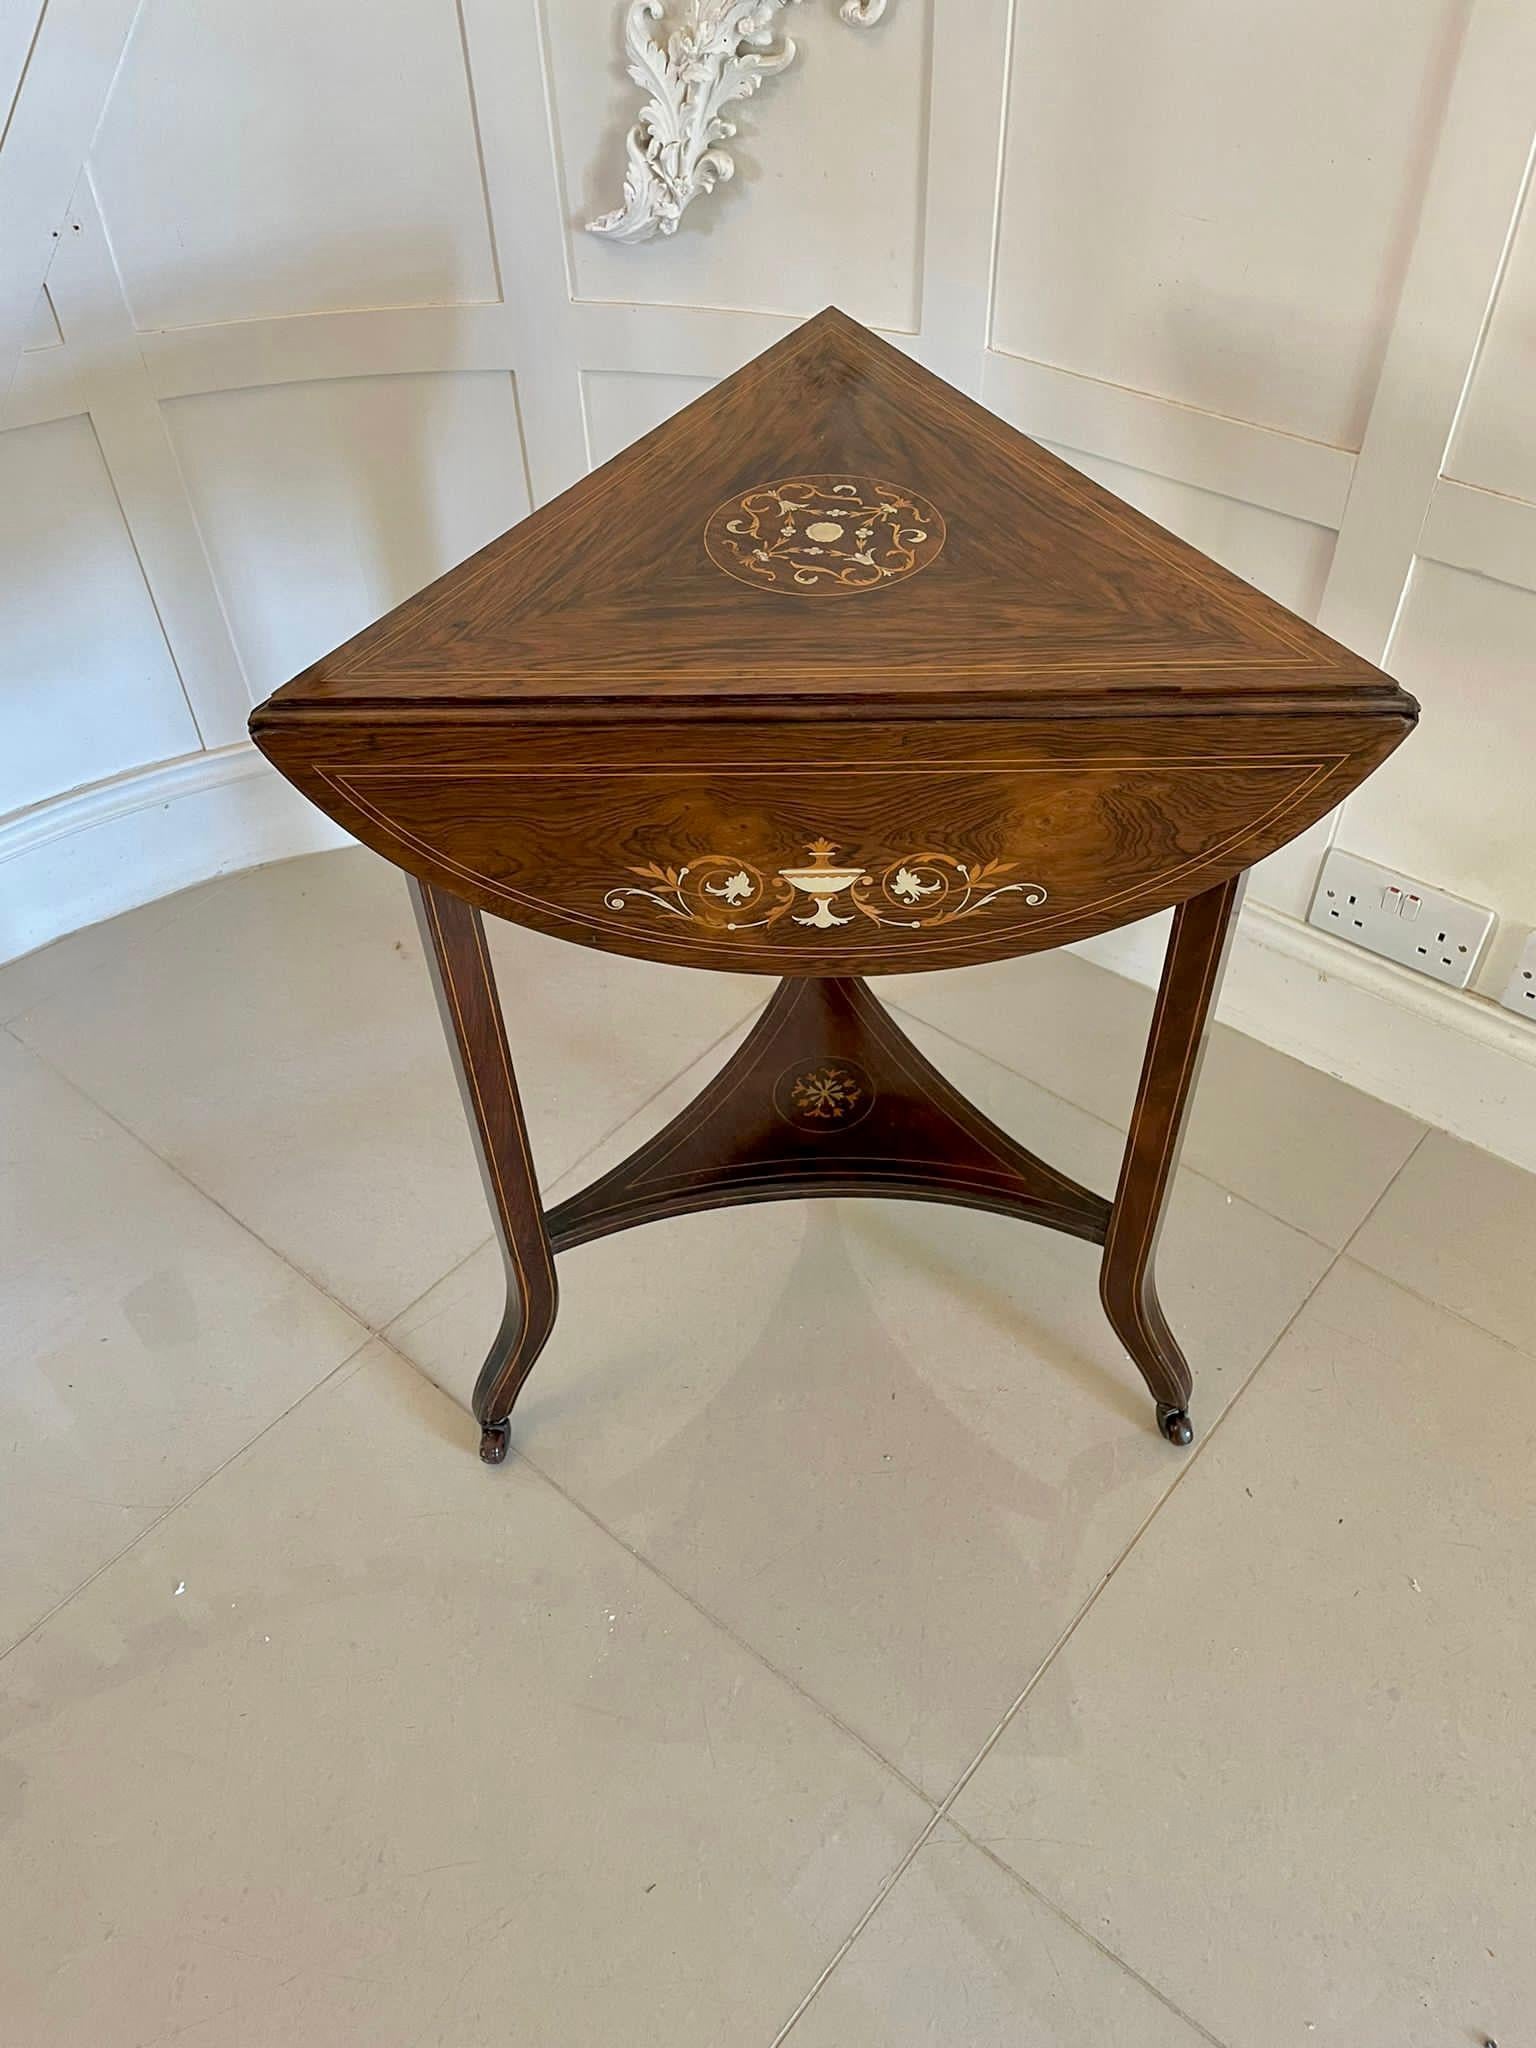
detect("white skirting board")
(4, 744), (1535, 1173)
(0, 746), (349, 965)
(1076, 903), (1536, 1176)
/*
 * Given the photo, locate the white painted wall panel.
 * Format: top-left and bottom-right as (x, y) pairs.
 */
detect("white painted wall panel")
(0, 0), (47, 138)
(4, 0), (1534, 1139)
(581, 369), (714, 469)
(993, 0), (1467, 446)
(164, 373), (530, 698)
(1346, 560), (1536, 940)
(555, 0), (931, 328)
(22, 286), (63, 353)
(90, 0), (498, 330)
(1044, 445), (1336, 621)
(1445, 182), (1536, 503)
(0, 414), (198, 816)
(1044, 445), (1340, 920)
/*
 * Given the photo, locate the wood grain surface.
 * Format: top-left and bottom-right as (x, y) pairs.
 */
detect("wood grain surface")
(251, 307), (1414, 972)
(249, 309), (1417, 714)
(256, 705), (1404, 973)
(251, 310), (1416, 1455)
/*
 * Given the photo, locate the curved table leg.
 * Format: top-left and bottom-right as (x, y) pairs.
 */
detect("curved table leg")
(1100, 873), (1245, 1447)
(409, 879), (558, 1465)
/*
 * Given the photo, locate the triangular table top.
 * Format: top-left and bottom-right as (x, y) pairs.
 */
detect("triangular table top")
(257, 307), (1408, 717)
(252, 308), (1415, 980)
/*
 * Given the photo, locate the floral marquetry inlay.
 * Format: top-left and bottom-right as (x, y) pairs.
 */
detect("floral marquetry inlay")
(604, 838), (1046, 939)
(703, 476), (944, 595)
(774, 1059), (876, 1134)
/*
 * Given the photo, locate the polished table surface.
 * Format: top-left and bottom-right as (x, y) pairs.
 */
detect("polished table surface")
(252, 308), (1416, 1464)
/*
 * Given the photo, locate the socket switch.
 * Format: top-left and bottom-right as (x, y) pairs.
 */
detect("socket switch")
(1308, 850), (1495, 991)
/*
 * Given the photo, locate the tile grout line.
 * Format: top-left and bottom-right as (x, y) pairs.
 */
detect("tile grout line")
(887, 996), (1394, 1255)
(374, 994), (1443, 2048)
(759, 1231), (1382, 2043)
(1, 1018), (392, 1660)
(920, 1223), (1361, 1825)
(884, 998), (1132, 1151)
(775, 1128), (1448, 2048)
(1322, 1120), (1536, 1361)
(367, 1322), (942, 1817)
(1008, 1110), (1428, 1725)
(1336, 1121), (1431, 1252)
(955, 1832), (1231, 2048)
(5, 987), (829, 1693)
(1330, 1247), (1536, 1363)
(5, 995), (767, 1358)
(4, 931), (1450, 2032)
(530, 995), (768, 1207)
(766, 1805), (950, 2048)
(381, 997), (767, 1341)
(382, 1199), (1361, 2048)
(0, 1335), (377, 1671)
(765, 1281), (1347, 2048)
(389, 1059), (1436, 2045)
(389, 987), (1434, 1848)
(0, 998), (769, 1663)
(922, 1132), (1441, 1822)
(8, 881), (1489, 2032)
(2, 1020), (390, 1340)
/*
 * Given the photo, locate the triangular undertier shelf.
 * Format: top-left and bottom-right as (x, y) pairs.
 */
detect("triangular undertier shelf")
(545, 977), (1109, 1255)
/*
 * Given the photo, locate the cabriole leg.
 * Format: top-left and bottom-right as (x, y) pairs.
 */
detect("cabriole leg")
(409, 879), (558, 1464)
(1100, 874), (1245, 1447)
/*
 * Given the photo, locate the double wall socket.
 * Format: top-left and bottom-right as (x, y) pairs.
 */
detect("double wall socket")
(1499, 930), (1536, 1021)
(1307, 849), (1495, 991)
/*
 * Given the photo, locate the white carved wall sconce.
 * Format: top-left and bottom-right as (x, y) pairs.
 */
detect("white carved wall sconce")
(588, 0), (891, 245)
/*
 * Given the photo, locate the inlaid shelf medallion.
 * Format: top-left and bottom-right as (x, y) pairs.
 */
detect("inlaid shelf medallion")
(249, 307), (1417, 1471)
(775, 1057), (875, 1133)
(605, 839), (1046, 934)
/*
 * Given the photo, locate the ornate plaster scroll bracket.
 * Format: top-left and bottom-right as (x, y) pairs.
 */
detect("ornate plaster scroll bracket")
(587, 1), (891, 246)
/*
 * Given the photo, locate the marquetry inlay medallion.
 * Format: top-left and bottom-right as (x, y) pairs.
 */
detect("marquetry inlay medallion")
(773, 1058), (876, 1134)
(702, 475), (945, 595)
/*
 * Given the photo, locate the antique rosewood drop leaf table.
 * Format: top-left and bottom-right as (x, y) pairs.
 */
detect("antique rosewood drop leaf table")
(251, 308), (1416, 1465)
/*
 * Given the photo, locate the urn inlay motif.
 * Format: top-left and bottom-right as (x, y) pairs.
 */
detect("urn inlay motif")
(604, 838), (1048, 937)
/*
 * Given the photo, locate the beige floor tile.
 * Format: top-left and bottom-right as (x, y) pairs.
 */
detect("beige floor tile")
(950, 1259), (1536, 2048)
(1350, 1129), (1536, 1352)
(386, 1015), (760, 1410)
(389, 1025), (1330, 1799)
(0, 1032), (366, 1656)
(0, 1344), (928, 2048)
(887, 947), (1424, 1246)
(788, 1823), (1213, 2047)
(9, 848), (759, 1326)
(882, 951), (1150, 1133)
(0, 873), (220, 1026)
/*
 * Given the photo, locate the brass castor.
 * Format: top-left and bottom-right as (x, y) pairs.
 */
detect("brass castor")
(479, 1419), (512, 1466)
(1156, 1403), (1194, 1448)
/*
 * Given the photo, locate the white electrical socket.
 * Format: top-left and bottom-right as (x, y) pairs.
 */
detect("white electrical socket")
(1307, 850), (1495, 990)
(1499, 930), (1536, 1022)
